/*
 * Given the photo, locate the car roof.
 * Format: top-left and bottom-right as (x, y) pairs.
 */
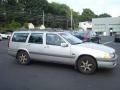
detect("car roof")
(13, 29), (66, 34)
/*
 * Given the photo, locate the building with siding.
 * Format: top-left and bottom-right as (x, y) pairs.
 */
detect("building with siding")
(92, 17), (120, 36)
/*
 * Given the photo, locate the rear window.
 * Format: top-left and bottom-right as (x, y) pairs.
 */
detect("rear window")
(12, 33), (29, 42)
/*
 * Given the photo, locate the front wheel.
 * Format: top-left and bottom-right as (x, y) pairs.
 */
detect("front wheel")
(77, 56), (97, 74)
(16, 51), (30, 65)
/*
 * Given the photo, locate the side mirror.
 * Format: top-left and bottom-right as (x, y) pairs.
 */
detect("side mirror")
(61, 43), (68, 47)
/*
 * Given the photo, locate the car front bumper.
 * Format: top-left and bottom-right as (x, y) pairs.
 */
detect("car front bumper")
(96, 55), (117, 68)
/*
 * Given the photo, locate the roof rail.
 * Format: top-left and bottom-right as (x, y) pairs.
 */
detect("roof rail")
(18, 28), (65, 32)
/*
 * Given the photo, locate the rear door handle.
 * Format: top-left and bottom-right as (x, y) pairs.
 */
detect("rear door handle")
(44, 46), (49, 48)
(26, 44), (31, 46)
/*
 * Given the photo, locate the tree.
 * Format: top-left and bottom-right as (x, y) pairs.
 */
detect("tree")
(0, 0), (112, 30)
(80, 8), (96, 21)
(8, 20), (21, 30)
(48, 2), (71, 17)
(19, 0), (49, 18)
(48, 2), (81, 29)
(98, 13), (111, 18)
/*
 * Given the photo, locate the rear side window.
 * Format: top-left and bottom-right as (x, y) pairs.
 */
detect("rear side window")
(28, 33), (43, 44)
(12, 33), (29, 42)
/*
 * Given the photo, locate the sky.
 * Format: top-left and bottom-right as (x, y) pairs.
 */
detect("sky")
(47, 0), (120, 17)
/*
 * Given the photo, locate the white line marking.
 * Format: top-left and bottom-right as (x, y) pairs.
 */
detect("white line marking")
(103, 41), (113, 45)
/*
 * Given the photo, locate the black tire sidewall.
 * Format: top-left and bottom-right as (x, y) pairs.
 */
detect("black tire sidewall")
(98, 39), (100, 44)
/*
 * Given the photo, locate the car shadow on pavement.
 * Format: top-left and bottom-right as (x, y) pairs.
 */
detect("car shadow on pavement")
(29, 60), (117, 75)
(95, 66), (119, 75)
(30, 60), (74, 70)
(13, 59), (119, 75)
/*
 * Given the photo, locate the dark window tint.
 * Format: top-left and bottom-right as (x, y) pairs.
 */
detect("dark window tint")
(46, 34), (65, 46)
(12, 33), (29, 42)
(29, 33), (43, 44)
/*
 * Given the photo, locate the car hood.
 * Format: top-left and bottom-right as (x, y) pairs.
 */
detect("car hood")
(78, 42), (115, 53)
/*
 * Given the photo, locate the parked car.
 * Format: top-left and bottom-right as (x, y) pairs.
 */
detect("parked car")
(5, 32), (12, 39)
(71, 31), (101, 43)
(0, 32), (12, 39)
(0, 34), (2, 41)
(114, 33), (120, 42)
(0, 33), (8, 39)
(8, 30), (117, 74)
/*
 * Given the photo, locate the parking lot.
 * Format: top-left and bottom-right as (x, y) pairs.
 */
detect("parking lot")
(0, 36), (120, 90)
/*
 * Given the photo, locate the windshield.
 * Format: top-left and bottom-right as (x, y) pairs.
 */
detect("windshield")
(72, 31), (87, 37)
(59, 33), (83, 45)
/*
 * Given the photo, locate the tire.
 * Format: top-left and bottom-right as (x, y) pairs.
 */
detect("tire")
(114, 38), (120, 42)
(114, 39), (117, 42)
(16, 51), (30, 65)
(77, 56), (97, 74)
(94, 39), (99, 44)
(97, 40), (99, 44)
(97, 39), (100, 44)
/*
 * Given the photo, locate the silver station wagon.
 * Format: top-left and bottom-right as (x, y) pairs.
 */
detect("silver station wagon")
(8, 30), (117, 74)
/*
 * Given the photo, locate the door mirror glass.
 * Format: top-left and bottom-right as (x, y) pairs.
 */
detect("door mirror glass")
(61, 43), (68, 47)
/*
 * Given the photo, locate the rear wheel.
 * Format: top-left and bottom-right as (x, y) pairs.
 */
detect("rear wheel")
(97, 39), (100, 44)
(16, 51), (30, 65)
(114, 38), (119, 42)
(77, 56), (97, 74)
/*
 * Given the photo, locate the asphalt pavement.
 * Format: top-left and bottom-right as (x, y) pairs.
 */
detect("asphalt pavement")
(0, 37), (120, 90)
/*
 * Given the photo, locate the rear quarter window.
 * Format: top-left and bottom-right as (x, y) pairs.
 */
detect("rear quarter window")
(12, 33), (29, 42)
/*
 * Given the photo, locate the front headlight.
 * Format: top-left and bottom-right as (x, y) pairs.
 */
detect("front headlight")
(104, 53), (115, 59)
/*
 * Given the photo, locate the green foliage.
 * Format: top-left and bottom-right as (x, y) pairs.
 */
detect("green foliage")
(8, 20), (21, 30)
(0, 0), (112, 30)
(98, 13), (111, 18)
(80, 8), (97, 21)
(0, 26), (4, 32)
(49, 2), (71, 17)
(23, 23), (28, 29)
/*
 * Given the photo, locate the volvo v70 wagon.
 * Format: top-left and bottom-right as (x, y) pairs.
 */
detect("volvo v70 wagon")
(8, 30), (117, 74)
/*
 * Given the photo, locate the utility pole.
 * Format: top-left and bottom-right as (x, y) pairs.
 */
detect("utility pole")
(67, 19), (68, 29)
(43, 10), (44, 26)
(71, 9), (73, 30)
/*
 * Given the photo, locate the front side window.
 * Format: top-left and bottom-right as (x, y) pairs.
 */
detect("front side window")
(46, 34), (65, 46)
(12, 33), (29, 42)
(29, 33), (43, 44)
